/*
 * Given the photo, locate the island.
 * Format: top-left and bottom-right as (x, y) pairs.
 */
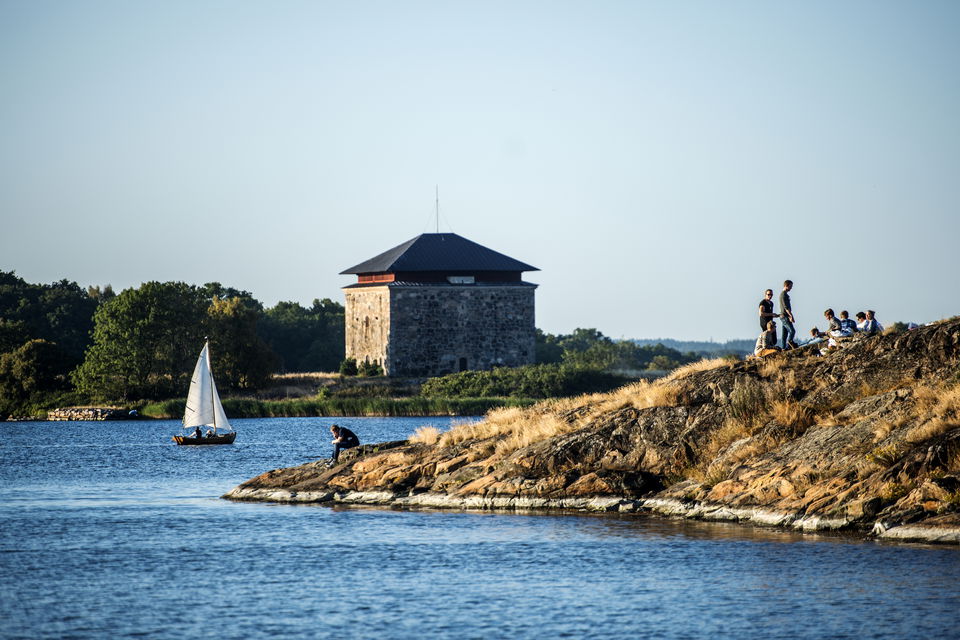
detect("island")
(224, 317), (960, 545)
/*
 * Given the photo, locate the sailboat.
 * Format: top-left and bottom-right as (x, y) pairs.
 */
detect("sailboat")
(172, 341), (237, 445)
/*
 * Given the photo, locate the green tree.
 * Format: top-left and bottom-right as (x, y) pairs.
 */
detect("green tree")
(207, 296), (277, 389)
(72, 282), (209, 401)
(535, 326), (697, 372)
(0, 271), (98, 375)
(201, 282), (262, 310)
(259, 298), (345, 372)
(535, 328), (563, 364)
(420, 364), (629, 399)
(86, 284), (116, 302)
(0, 339), (64, 417)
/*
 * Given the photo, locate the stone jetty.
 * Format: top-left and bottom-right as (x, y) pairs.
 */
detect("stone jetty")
(47, 407), (131, 421)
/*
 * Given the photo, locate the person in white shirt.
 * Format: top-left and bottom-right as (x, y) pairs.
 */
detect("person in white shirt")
(855, 311), (868, 331)
(862, 310), (883, 335)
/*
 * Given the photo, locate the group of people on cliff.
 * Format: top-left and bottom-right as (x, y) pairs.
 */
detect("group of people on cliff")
(755, 280), (885, 357)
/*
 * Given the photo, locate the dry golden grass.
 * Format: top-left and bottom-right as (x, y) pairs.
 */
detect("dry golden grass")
(726, 377), (768, 432)
(424, 375), (687, 460)
(813, 412), (844, 429)
(592, 379), (680, 414)
(872, 419), (894, 443)
(700, 418), (751, 464)
(905, 382), (960, 444)
(409, 425), (441, 445)
(758, 356), (788, 378)
(769, 399), (815, 431)
(434, 403), (560, 448)
(912, 383), (943, 414)
(492, 413), (572, 457)
(665, 357), (732, 382)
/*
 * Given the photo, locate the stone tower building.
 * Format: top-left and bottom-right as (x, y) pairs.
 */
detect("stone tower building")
(341, 233), (538, 377)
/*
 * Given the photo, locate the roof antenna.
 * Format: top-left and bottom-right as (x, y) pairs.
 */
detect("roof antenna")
(435, 185), (439, 233)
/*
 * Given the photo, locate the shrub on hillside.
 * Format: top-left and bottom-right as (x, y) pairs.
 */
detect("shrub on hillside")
(419, 364), (630, 399)
(357, 361), (383, 377)
(339, 358), (358, 376)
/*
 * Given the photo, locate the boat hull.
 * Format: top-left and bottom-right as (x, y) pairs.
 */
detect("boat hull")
(172, 432), (237, 446)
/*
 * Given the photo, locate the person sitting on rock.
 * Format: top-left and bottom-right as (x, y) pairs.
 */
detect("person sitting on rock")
(839, 310), (858, 334)
(855, 311), (868, 331)
(803, 326), (837, 355)
(330, 424), (360, 461)
(862, 310), (884, 335)
(754, 320), (781, 357)
(824, 308), (852, 337)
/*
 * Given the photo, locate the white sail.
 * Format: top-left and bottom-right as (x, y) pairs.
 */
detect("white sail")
(182, 342), (233, 433)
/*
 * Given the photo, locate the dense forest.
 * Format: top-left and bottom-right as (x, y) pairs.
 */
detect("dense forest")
(0, 271), (707, 417)
(0, 272), (343, 416)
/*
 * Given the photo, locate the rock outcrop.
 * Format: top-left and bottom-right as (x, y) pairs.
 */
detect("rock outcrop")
(225, 318), (960, 544)
(47, 407), (131, 421)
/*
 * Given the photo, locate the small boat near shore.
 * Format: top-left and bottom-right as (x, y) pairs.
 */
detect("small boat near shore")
(173, 340), (236, 446)
(173, 430), (237, 445)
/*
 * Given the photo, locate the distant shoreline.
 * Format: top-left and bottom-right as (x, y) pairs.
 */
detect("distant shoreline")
(22, 397), (537, 422)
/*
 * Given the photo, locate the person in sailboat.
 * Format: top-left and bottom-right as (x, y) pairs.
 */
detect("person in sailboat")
(194, 426), (203, 440)
(330, 424), (360, 461)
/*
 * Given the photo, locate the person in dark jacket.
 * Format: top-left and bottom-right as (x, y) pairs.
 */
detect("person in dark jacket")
(330, 424), (360, 461)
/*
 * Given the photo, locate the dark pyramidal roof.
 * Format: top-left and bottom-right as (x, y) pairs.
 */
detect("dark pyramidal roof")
(340, 233), (538, 275)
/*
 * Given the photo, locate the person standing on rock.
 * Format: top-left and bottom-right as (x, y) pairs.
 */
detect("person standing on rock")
(330, 424), (360, 462)
(779, 280), (797, 349)
(758, 289), (777, 332)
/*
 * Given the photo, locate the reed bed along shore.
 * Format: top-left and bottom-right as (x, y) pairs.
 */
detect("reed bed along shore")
(140, 396), (536, 419)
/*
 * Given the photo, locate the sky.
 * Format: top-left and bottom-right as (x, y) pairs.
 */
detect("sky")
(2, 1), (958, 341)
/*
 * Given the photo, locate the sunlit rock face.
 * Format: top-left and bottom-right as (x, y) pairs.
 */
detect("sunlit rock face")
(226, 318), (960, 544)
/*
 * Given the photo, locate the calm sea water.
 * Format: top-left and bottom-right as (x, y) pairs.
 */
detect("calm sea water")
(2, 417), (960, 640)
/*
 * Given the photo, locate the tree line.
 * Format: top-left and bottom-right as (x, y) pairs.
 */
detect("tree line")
(0, 272), (343, 415)
(535, 328), (699, 371)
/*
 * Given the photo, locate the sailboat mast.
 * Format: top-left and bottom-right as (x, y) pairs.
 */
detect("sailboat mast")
(207, 341), (217, 434)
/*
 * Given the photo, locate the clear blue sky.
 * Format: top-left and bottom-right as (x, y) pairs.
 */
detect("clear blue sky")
(2, 1), (958, 341)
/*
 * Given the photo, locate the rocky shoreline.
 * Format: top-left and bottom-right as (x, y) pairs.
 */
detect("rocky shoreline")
(222, 486), (960, 544)
(224, 318), (960, 545)
(46, 407), (132, 421)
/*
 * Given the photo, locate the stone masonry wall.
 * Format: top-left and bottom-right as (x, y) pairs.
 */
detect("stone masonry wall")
(344, 287), (390, 368)
(387, 285), (535, 377)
